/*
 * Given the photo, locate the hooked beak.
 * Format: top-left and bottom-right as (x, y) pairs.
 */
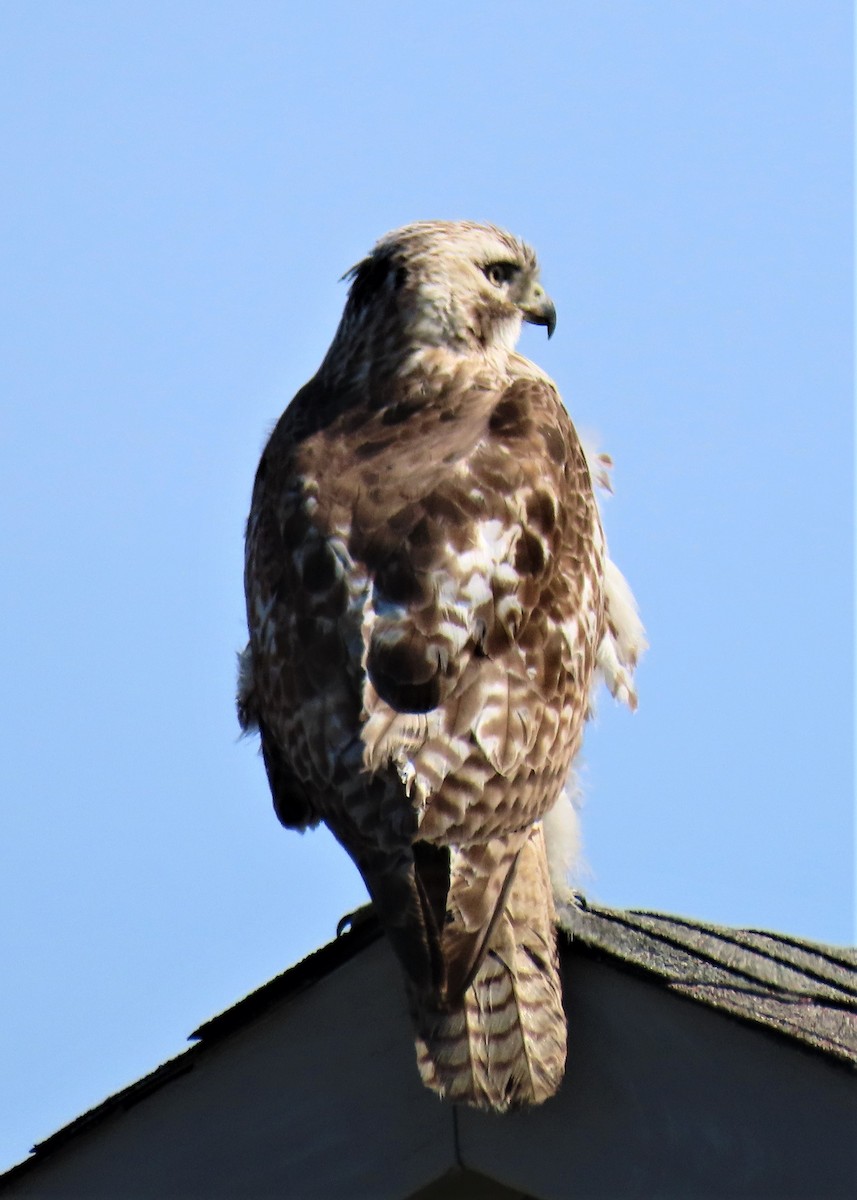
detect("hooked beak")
(518, 283), (557, 339)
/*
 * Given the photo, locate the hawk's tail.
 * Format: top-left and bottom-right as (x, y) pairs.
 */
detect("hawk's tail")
(412, 824), (566, 1112)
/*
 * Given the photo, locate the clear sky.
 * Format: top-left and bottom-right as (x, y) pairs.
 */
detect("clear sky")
(0, 0), (852, 1173)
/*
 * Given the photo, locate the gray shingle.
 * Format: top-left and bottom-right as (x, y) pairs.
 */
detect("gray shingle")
(559, 900), (857, 1065)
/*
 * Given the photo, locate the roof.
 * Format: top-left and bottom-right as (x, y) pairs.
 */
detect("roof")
(2, 900), (854, 1186)
(559, 900), (857, 1065)
(190, 899), (857, 1067)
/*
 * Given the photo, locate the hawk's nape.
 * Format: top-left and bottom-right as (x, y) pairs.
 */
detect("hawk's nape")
(239, 221), (644, 1111)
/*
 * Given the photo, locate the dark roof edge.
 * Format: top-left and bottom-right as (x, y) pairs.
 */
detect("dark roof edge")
(190, 905), (383, 1045)
(0, 910), (382, 1189)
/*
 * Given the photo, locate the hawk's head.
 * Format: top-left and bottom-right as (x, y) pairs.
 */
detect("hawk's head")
(329, 221), (556, 370)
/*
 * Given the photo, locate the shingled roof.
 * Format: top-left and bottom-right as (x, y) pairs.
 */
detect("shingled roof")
(558, 900), (857, 1066)
(190, 899), (857, 1068)
(2, 901), (854, 1187)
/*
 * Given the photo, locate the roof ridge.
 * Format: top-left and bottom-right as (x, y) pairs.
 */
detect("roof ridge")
(581, 907), (856, 1002)
(742, 928), (857, 971)
(626, 911), (857, 998)
(589, 909), (797, 991)
(629, 909), (855, 959)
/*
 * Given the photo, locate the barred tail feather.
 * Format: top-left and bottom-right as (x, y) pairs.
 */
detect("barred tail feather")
(413, 825), (566, 1111)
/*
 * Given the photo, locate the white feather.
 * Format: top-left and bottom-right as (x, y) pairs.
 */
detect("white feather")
(542, 774), (586, 906)
(578, 434), (648, 711)
(235, 644), (257, 733)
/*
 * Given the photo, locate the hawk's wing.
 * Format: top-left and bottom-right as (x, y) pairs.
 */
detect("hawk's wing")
(244, 370), (602, 827)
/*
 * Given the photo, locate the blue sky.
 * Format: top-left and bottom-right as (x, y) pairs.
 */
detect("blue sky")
(1, 0), (852, 1173)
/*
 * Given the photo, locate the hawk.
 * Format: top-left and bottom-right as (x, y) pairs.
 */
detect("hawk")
(239, 221), (644, 1111)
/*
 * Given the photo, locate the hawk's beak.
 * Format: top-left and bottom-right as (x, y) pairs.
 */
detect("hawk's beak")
(519, 284), (557, 339)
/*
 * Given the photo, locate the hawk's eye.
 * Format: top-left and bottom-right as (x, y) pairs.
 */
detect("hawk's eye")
(484, 261), (519, 288)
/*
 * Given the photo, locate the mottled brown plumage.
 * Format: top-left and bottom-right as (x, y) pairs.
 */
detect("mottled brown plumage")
(239, 221), (642, 1111)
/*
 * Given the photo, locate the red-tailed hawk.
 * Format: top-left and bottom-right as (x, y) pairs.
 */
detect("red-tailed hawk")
(239, 221), (644, 1111)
